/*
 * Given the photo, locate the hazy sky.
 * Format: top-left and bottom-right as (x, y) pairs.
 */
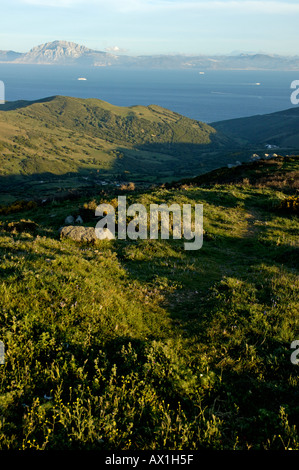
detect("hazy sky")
(1, 0), (299, 55)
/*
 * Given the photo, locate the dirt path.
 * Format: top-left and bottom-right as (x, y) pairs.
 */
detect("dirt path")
(244, 208), (264, 238)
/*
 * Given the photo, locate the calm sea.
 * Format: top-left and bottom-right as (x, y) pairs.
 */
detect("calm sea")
(0, 64), (298, 123)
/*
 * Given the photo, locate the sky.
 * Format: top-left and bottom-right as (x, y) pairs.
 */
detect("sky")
(0, 0), (299, 56)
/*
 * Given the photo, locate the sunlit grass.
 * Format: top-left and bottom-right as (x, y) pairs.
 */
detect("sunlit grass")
(0, 159), (298, 450)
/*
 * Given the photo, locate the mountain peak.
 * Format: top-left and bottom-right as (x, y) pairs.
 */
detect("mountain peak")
(29, 40), (95, 53)
(1, 40), (299, 69)
(15, 40), (105, 64)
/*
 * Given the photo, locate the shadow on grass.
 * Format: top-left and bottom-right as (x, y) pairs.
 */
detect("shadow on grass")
(0, 96), (58, 111)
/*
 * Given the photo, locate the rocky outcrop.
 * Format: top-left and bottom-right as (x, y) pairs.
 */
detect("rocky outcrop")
(59, 225), (97, 243)
(14, 40), (106, 65)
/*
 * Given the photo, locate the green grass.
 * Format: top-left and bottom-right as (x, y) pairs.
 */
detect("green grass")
(0, 95), (246, 203)
(0, 156), (298, 450)
(2, 96), (298, 206)
(212, 106), (299, 148)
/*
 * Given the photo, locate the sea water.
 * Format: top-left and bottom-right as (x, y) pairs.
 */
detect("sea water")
(0, 64), (298, 122)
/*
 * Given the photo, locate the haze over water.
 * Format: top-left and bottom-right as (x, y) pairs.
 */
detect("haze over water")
(0, 65), (298, 122)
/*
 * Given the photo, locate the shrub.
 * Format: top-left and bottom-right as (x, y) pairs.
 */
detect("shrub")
(0, 200), (37, 215)
(278, 195), (299, 214)
(120, 182), (135, 192)
(6, 219), (39, 234)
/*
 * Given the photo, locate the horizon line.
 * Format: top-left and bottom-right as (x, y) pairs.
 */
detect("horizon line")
(1, 39), (298, 58)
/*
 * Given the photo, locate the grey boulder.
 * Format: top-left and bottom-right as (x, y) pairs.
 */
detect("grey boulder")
(75, 215), (84, 224)
(64, 215), (75, 225)
(59, 225), (97, 243)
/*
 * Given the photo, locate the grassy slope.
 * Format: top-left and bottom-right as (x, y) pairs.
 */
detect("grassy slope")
(173, 154), (299, 191)
(0, 156), (298, 450)
(0, 96), (235, 198)
(212, 106), (299, 148)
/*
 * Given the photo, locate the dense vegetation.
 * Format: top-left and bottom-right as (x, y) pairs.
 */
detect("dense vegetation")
(212, 106), (299, 148)
(0, 155), (298, 450)
(1, 96), (298, 207)
(0, 95), (239, 205)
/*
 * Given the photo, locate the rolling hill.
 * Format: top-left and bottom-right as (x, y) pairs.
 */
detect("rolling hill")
(1, 95), (299, 207)
(170, 154), (299, 190)
(212, 106), (299, 148)
(0, 95), (238, 203)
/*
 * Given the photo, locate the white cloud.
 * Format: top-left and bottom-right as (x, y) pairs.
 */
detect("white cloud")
(18, 0), (140, 6)
(19, 0), (81, 6)
(18, 0), (299, 14)
(125, 0), (299, 14)
(105, 45), (127, 53)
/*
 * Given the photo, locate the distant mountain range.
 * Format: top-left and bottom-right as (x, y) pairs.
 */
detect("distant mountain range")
(0, 40), (299, 70)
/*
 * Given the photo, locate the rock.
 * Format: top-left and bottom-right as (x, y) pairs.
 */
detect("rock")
(75, 215), (83, 224)
(64, 215), (75, 225)
(17, 40), (97, 64)
(60, 225), (97, 243)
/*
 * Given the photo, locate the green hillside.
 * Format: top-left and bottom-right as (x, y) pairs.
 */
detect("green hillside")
(0, 156), (298, 450)
(171, 154), (299, 190)
(212, 106), (299, 148)
(0, 95), (239, 204)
